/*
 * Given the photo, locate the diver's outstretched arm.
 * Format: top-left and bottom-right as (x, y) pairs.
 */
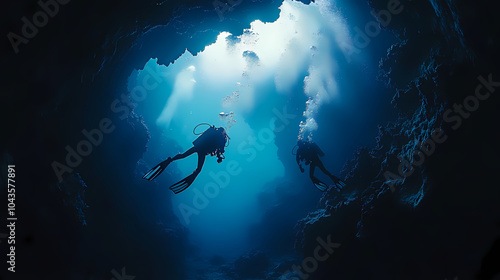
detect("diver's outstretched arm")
(169, 153), (206, 194)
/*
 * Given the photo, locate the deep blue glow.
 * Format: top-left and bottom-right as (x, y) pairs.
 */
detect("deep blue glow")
(129, 0), (397, 258)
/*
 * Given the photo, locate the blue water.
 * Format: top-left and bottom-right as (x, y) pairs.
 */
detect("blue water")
(128, 0), (397, 259)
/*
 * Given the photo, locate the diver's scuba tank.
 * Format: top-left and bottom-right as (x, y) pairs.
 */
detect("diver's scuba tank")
(192, 123), (229, 162)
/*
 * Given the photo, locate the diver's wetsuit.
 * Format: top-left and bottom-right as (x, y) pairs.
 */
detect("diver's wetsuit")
(297, 142), (323, 166)
(143, 126), (228, 194)
(296, 141), (345, 191)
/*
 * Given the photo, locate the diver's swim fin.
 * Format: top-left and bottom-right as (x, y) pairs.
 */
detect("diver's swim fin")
(313, 179), (346, 192)
(335, 180), (346, 191)
(143, 158), (172, 181)
(313, 180), (329, 192)
(169, 172), (198, 194)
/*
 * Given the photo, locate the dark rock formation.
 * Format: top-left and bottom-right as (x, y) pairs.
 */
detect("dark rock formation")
(1, 0), (287, 279)
(293, 0), (500, 279)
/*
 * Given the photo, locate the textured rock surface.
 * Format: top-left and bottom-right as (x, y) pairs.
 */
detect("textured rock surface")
(293, 0), (500, 279)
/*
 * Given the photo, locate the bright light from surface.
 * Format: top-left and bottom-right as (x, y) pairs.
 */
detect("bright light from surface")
(133, 0), (353, 257)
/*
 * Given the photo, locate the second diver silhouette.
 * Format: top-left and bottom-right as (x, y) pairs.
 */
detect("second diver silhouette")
(295, 140), (346, 192)
(143, 124), (229, 194)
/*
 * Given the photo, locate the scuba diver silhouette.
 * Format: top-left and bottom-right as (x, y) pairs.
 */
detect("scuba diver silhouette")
(295, 140), (346, 192)
(143, 124), (229, 194)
